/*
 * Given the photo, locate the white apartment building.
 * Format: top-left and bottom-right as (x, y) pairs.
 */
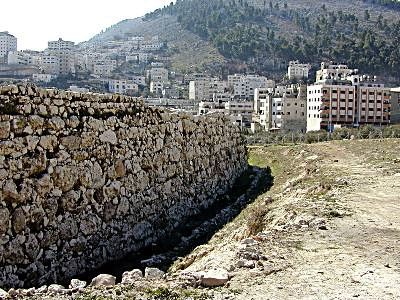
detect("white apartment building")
(32, 73), (57, 83)
(228, 74), (274, 100)
(198, 100), (253, 128)
(8, 51), (35, 65)
(189, 78), (227, 102)
(0, 32), (17, 61)
(316, 62), (357, 83)
(126, 55), (139, 63)
(150, 81), (165, 95)
(109, 80), (139, 95)
(68, 85), (89, 93)
(140, 43), (163, 51)
(288, 60), (311, 80)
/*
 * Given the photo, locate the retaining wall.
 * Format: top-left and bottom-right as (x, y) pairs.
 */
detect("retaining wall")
(0, 84), (248, 288)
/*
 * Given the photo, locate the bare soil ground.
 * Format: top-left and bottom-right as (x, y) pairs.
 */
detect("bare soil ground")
(178, 139), (400, 300)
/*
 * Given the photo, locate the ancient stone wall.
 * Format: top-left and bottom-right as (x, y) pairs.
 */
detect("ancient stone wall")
(0, 84), (248, 288)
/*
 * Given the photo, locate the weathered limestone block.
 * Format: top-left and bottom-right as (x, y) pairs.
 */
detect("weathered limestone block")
(61, 136), (82, 151)
(0, 208), (10, 235)
(90, 274), (116, 287)
(0, 121), (10, 139)
(48, 116), (65, 131)
(2, 179), (21, 203)
(39, 135), (58, 151)
(12, 208), (26, 234)
(53, 166), (79, 192)
(99, 130), (117, 145)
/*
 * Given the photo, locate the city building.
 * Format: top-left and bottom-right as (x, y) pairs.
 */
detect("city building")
(316, 62), (357, 83)
(68, 85), (89, 93)
(39, 54), (61, 75)
(7, 51), (36, 65)
(189, 78), (227, 102)
(254, 85), (307, 132)
(32, 73), (57, 83)
(0, 32), (17, 62)
(131, 76), (146, 86)
(150, 81), (165, 96)
(228, 74), (274, 100)
(108, 79), (139, 95)
(307, 63), (391, 132)
(148, 67), (168, 83)
(198, 100), (253, 128)
(288, 60), (311, 80)
(390, 87), (400, 124)
(46, 38), (75, 75)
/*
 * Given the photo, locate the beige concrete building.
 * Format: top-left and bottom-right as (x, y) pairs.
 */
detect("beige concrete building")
(47, 38), (75, 75)
(307, 68), (391, 132)
(254, 85), (307, 132)
(109, 79), (139, 96)
(148, 67), (168, 83)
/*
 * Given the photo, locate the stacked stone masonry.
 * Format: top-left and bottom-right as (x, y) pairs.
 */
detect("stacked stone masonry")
(0, 84), (248, 288)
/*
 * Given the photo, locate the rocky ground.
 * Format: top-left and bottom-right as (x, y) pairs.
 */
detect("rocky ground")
(2, 139), (399, 299)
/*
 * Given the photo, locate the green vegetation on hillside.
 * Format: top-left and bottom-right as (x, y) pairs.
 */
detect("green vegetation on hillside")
(145, 0), (400, 77)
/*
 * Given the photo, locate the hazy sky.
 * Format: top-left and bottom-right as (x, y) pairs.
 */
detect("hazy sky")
(0, 0), (174, 51)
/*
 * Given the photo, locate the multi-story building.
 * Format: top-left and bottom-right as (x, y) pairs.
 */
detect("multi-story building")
(93, 64), (115, 76)
(254, 85), (307, 132)
(288, 60), (311, 80)
(131, 76), (146, 86)
(228, 74), (274, 100)
(316, 62), (357, 82)
(307, 64), (391, 131)
(390, 88), (400, 124)
(0, 32), (17, 62)
(32, 73), (57, 83)
(39, 53), (61, 75)
(8, 51), (35, 65)
(198, 100), (253, 128)
(108, 79), (139, 96)
(148, 67), (169, 83)
(150, 81), (165, 96)
(47, 38), (75, 75)
(189, 78), (227, 102)
(48, 38), (74, 50)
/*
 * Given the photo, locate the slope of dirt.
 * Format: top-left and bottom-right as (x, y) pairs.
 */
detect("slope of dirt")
(173, 139), (400, 299)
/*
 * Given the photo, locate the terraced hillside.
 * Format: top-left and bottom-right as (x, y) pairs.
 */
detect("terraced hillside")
(89, 0), (400, 79)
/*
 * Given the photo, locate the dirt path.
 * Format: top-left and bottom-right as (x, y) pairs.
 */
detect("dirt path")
(179, 140), (400, 300)
(230, 141), (400, 300)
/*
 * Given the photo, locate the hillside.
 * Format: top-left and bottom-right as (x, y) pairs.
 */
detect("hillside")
(88, 0), (400, 79)
(87, 16), (225, 74)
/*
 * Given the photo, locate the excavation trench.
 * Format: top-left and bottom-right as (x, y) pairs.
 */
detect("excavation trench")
(73, 166), (273, 285)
